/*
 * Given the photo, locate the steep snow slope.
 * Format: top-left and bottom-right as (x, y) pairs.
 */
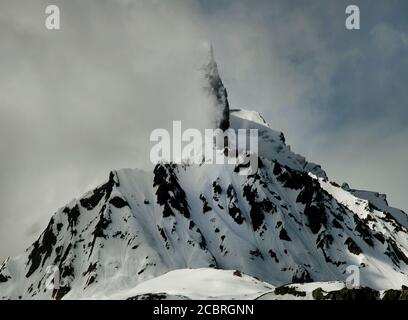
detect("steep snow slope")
(1, 110), (408, 300)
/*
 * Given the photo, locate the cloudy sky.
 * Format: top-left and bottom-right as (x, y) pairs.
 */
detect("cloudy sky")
(0, 0), (407, 261)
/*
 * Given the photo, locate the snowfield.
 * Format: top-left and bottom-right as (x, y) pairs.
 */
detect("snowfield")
(92, 268), (273, 300)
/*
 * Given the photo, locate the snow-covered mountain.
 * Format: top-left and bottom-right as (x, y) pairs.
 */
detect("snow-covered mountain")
(1, 53), (408, 300)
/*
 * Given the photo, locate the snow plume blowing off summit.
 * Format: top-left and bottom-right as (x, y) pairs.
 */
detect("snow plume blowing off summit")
(203, 44), (230, 132)
(149, 44), (259, 175)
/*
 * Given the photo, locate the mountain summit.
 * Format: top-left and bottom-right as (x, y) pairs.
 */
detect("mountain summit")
(1, 56), (408, 300)
(203, 45), (230, 131)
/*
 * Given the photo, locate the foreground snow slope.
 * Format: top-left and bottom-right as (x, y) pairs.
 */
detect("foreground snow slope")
(1, 110), (408, 299)
(99, 268), (274, 300)
(105, 268), (408, 301)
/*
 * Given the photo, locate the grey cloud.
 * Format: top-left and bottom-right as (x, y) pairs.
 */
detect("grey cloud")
(0, 0), (214, 260)
(371, 23), (408, 55)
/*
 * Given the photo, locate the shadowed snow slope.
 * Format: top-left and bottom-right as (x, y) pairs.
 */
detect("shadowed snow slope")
(1, 110), (408, 299)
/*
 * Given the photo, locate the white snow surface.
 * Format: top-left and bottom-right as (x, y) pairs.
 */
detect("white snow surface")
(88, 268), (274, 300)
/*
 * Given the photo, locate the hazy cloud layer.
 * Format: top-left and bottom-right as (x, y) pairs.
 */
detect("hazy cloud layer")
(1, 0), (407, 260)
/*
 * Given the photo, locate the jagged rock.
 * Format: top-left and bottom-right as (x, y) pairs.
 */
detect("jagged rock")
(274, 286), (306, 297)
(323, 287), (380, 301)
(345, 237), (363, 255)
(312, 288), (325, 300)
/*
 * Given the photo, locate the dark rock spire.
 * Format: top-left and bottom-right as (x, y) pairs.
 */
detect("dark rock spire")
(204, 45), (230, 131)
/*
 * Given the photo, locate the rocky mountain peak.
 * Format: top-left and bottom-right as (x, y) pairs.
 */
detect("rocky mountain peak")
(203, 44), (230, 131)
